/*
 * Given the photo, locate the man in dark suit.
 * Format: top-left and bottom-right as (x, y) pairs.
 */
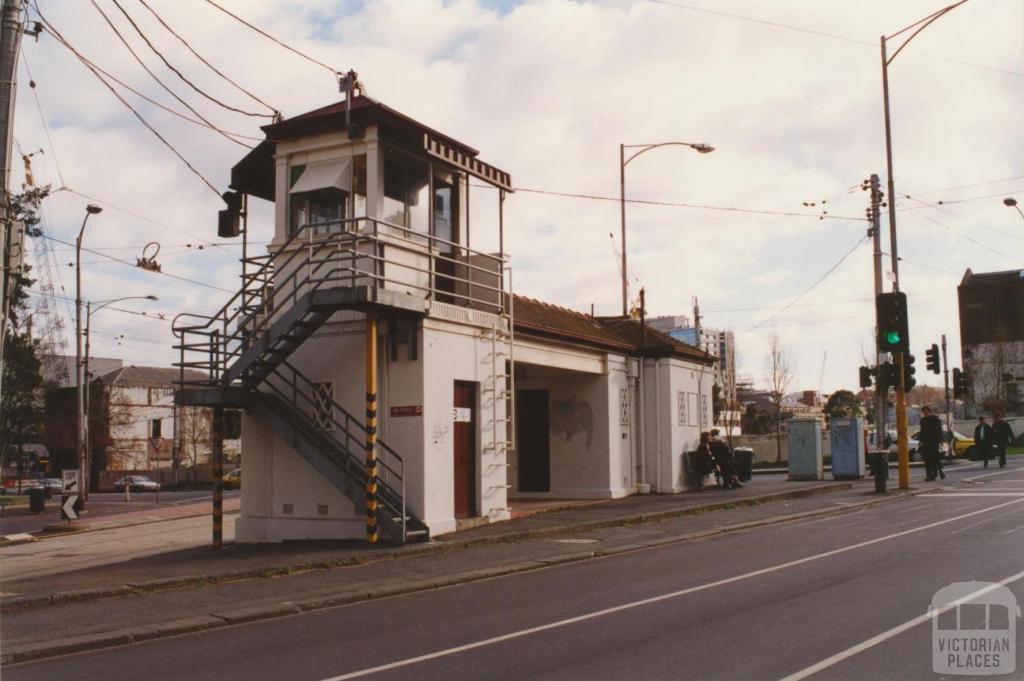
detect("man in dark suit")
(919, 406), (945, 481)
(992, 412), (1016, 469)
(974, 416), (994, 468)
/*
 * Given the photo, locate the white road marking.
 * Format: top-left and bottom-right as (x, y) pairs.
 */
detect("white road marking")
(931, 492), (1024, 497)
(317, 497), (1024, 681)
(964, 466), (1023, 482)
(776, 569), (1024, 681)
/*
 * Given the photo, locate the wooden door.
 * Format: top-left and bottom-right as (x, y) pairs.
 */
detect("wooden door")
(516, 389), (550, 492)
(453, 381), (477, 518)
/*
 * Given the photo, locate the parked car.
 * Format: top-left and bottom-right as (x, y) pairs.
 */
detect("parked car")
(947, 430), (976, 458)
(222, 468), (241, 490)
(889, 432), (951, 461)
(113, 475), (161, 492)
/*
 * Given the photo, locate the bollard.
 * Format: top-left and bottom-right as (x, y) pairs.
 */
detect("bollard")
(868, 452), (888, 494)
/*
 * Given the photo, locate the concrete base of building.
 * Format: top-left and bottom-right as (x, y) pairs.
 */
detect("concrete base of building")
(235, 516), (365, 543)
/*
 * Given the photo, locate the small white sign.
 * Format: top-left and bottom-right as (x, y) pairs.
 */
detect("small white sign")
(62, 469), (80, 494)
(453, 407), (472, 423)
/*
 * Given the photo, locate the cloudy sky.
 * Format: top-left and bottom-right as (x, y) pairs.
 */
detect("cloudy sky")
(12, 0), (1024, 393)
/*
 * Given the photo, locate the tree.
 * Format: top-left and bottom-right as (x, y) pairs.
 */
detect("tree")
(178, 406), (211, 483)
(823, 389), (863, 422)
(764, 334), (795, 462)
(0, 188), (49, 464)
(741, 403), (772, 434)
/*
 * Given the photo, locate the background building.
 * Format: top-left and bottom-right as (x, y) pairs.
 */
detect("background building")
(957, 268), (1024, 417)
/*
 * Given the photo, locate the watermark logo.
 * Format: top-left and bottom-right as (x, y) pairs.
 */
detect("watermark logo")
(931, 581), (1019, 676)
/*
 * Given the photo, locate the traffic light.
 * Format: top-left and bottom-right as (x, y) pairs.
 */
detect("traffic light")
(925, 343), (940, 374)
(859, 366), (873, 389)
(953, 368), (969, 398)
(902, 353), (917, 391)
(878, 361), (898, 390)
(876, 292), (909, 353)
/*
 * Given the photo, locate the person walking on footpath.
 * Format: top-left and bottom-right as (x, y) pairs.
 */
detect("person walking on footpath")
(992, 412), (1016, 469)
(918, 406), (945, 481)
(974, 416), (994, 468)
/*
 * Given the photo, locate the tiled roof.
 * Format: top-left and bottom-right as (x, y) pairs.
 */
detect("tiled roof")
(513, 295), (715, 364)
(98, 366), (207, 388)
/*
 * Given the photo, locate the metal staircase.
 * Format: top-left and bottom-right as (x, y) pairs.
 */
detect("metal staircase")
(174, 217), (508, 543)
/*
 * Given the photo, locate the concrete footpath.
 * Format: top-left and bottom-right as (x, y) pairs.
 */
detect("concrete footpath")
(0, 476), (931, 665)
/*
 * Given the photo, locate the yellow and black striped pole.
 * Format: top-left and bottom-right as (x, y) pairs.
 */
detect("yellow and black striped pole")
(211, 406), (224, 549)
(365, 313), (379, 544)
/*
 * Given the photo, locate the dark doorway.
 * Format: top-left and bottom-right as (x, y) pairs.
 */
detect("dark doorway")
(516, 389), (550, 492)
(453, 381), (477, 518)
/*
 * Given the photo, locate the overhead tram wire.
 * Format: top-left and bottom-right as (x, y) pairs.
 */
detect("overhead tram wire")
(60, 187), (242, 254)
(134, 0), (279, 117)
(899, 192), (1023, 244)
(31, 33), (260, 142)
(25, 287), (174, 325)
(202, 0), (339, 75)
(87, 0), (253, 149)
(740, 235), (869, 336)
(908, 175), (1024, 197)
(34, 5), (222, 197)
(20, 52), (66, 188)
(41, 234), (234, 293)
(509, 185), (866, 222)
(110, 0), (275, 119)
(647, 0), (1023, 78)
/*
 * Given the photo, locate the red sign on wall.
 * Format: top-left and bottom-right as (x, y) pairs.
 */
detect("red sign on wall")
(390, 405), (423, 417)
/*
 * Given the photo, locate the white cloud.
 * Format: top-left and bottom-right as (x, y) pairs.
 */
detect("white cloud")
(14, 0), (1023, 392)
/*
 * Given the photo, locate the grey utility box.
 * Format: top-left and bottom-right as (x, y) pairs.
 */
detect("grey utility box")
(830, 417), (866, 480)
(788, 418), (823, 480)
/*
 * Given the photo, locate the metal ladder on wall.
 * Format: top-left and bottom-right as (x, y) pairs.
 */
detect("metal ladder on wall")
(481, 269), (515, 511)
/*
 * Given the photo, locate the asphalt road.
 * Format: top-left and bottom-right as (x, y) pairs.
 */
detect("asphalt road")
(6, 461), (1023, 681)
(0, 490), (238, 535)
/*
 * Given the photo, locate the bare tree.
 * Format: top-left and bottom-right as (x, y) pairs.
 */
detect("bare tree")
(764, 334), (795, 462)
(178, 406), (211, 483)
(104, 387), (140, 470)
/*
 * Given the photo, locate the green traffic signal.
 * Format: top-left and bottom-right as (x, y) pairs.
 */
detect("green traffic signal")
(885, 331), (901, 345)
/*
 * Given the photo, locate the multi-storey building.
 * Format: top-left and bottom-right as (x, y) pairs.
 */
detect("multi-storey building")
(957, 268), (1024, 416)
(175, 93), (715, 544)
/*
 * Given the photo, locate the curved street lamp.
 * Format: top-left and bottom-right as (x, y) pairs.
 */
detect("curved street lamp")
(1004, 197), (1023, 222)
(879, 0), (969, 491)
(81, 294), (158, 498)
(619, 141), (714, 316)
(75, 204), (102, 504)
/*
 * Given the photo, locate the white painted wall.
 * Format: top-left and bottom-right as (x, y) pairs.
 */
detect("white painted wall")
(421, 315), (510, 533)
(642, 358), (713, 493)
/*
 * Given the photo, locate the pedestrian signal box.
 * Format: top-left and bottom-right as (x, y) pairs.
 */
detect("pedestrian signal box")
(925, 343), (940, 374)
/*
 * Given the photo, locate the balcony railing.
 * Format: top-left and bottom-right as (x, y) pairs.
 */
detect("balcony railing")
(173, 216), (508, 389)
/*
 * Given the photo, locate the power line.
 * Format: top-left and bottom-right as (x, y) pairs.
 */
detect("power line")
(134, 0), (279, 116)
(202, 0), (339, 75)
(910, 175), (1024, 197)
(34, 3), (224, 197)
(901, 203), (1013, 259)
(741, 235), (868, 335)
(40, 234), (234, 293)
(110, 0), (274, 119)
(25, 286), (173, 324)
(647, 0), (1023, 78)
(20, 52), (66, 188)
(87, 0), (252, 149)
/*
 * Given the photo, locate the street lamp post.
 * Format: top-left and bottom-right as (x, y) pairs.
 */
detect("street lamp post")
(619, 141), (714, 316)
(75, 204), (102, 503)
(879, 0), (967, 490)
(83, 294), (158, 491)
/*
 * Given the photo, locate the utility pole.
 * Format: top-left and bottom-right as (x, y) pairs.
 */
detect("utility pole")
(693, 297), (701, 342)
(619, 144), (628, 316)
(0, 0), (23, 408)
(881, 35), (909, 489)
(942, 334), (952, 442)
(868, 174), (886, 441)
